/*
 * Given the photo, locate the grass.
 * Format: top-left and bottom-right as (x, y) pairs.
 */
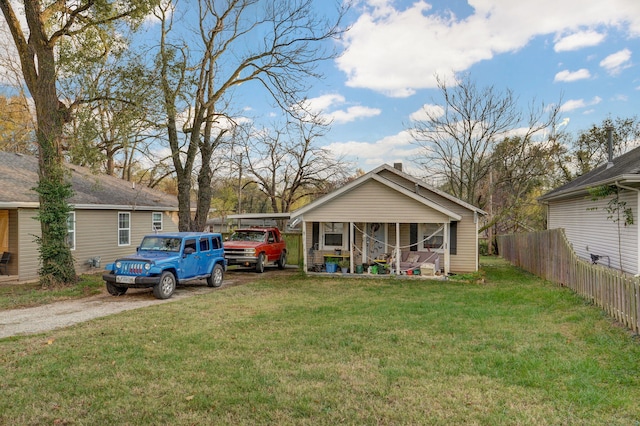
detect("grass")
(0, 273), (104, 309)
(1, 257), (640, 425)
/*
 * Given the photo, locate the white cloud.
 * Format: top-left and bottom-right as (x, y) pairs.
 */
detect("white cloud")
(600, 48), (632, 75)
(325, 130), (420, 167)
(302, 94), (381, 124)
(330, 106), (382, 124)
(560, 96), (602, 112)
(554, 30), (606, 52)
(337, 0), (640, 96)
(554, 68), (591, 82)
(409, 104), (445, 122)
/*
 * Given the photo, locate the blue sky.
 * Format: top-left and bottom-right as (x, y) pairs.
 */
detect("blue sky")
(2, 0), (639, 177)
(290, 0), (640, 174)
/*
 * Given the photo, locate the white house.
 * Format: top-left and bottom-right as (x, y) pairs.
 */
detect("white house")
(539, 145), (640, 274)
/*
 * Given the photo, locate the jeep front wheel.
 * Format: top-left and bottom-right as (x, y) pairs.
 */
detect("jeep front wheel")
(106, 282), (128, 296)
(255, 253), (265, 273)
(207, 264), (224, 287)
(153, 271), (176, 299)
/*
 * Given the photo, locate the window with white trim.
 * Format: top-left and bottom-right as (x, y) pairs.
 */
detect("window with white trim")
(152, 212), (163, 231)
(421, 223), (444, 250)
(322, 222), (345, 249)
(118, 212), (131, 246)
(66, 212), (76, 250)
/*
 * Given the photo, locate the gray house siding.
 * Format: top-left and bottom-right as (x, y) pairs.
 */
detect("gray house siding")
(17, 209), (39, 280)
(74, 210), (178, 275)
(12, 209), (180, 281)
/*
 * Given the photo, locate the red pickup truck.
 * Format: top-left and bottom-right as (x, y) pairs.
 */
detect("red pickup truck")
(224, 227), (287, 273)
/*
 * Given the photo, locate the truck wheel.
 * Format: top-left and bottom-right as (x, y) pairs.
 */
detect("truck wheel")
(207, 264), (224, 287)
(106, 282), (128, 296)
(256, 253), (265, 273)
(153, 271), (176, 299)
(277, 251), (287, 269)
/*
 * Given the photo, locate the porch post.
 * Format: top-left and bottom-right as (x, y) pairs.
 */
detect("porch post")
(302, 220), (308, 273)
(396, 222), (400, 274)
(350, 221), (354, 272)
(444, 221), (450, 275)
(362, 222), (368, 265)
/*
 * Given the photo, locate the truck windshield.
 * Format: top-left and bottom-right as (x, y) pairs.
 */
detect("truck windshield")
(140, 237), (182, 252)
(229, 231), (266, 242)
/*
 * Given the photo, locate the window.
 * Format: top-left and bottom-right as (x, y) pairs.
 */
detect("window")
(199, 238), (210, 252)
(422, 223), (444, 249)
(66, 212), (76, 250)
(323, 222), (344, 248)
(211, 236), (221, 249)
(152, 212), (163, 231)
(118, 212), (130, 246)
(184, 239), (197, 253)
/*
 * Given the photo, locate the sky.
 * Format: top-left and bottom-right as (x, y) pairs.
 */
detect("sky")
(1, 0), (640, 178)
(293, 0), (640, 174)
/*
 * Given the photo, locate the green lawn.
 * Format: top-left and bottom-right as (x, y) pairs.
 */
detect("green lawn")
(1, 258), (639, 425)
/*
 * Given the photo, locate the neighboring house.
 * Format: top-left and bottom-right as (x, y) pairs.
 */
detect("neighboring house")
(0, 151), (179, 282)
(290, 163), (486, 275)
(539, 145), (640, 274)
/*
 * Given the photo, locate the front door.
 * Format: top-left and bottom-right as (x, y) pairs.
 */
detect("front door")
(367, 223), (386, 260)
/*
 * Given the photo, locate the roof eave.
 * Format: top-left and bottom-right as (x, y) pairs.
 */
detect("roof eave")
(539, 174), (640, 202)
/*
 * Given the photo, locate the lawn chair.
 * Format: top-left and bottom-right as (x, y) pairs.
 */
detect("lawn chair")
(0, 252), (10, 275)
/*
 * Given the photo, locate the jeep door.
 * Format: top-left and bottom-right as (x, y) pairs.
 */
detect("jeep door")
(198, 237), (215, 275)
(180, 238), (199, 279)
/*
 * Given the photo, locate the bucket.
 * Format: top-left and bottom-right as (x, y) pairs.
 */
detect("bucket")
(325, 263), (338, 273)
(370, 265), (378, 274)
(356, 264), (364, 274)
(407, 269), (413, 275)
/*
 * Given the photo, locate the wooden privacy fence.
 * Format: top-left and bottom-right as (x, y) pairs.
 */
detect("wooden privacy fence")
(497, 228), (640, 333)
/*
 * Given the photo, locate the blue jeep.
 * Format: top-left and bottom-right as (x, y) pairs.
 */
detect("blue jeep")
(103, 232), (226, 299)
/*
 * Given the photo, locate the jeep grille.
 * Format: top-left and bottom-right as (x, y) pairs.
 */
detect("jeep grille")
(119, 261), (148, 275)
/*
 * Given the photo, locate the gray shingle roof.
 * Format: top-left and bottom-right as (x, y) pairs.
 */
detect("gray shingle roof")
(540, 145), (640, 201)
(0, 151), (178, 209)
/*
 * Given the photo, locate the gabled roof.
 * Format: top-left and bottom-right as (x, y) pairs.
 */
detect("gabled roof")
(539, 145), (640, 202)
(291, 163), (486, 220)
(0, 151), (178, 210)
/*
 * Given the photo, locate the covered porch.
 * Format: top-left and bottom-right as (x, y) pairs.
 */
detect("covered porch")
(304, 221), (454, 276)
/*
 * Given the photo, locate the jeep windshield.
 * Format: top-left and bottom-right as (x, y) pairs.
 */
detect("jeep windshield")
(139, 236), (182, 252)
(229, 230), (266, 242)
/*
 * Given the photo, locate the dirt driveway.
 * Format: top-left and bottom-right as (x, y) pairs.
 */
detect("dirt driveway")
(0, 268), (295, 339)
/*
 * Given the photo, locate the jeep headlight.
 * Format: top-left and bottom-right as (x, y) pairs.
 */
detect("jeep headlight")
(115, 261), (122, 268)
(144, 263), (151, 271)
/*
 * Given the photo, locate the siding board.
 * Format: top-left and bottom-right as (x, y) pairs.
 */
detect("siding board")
(548, 190), (638, 274)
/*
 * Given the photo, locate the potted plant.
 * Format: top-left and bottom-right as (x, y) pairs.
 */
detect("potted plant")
(325, 256), (339, 273)
(338, 259), (350, 273)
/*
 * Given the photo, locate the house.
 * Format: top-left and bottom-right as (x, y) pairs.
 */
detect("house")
(0, 151), (179, 282)
(539, 145), (640, 274)
(289, 163), (486, 275)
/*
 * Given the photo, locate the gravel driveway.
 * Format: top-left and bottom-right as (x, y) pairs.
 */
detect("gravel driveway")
(0, 268), (293, 339)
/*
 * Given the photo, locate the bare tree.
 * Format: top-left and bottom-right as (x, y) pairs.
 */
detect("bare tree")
(410, 74), (560, 208)
(410, 74), (523, 206)
(239, 115), (349, 220)
(154, 0), (348, 231)
(0, 0), (156, 285)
